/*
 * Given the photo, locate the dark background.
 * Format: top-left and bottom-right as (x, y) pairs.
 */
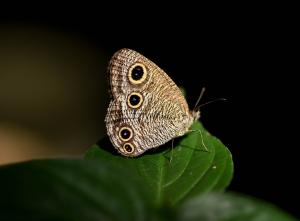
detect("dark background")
(0, 6), (298, 218)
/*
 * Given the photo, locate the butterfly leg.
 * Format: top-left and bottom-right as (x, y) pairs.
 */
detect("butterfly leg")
(186, 129), (210, 152)
(162, 139), (175, 164)
(170, 138), (175, 163)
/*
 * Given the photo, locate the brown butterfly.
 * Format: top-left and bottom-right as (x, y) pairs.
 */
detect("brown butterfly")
(105, 49), (200, 156)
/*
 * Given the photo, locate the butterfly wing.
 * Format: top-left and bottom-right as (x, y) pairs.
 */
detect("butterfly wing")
(105, 48), (194, 156)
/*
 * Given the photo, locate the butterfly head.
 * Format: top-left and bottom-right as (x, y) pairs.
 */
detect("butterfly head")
(191, 110), (200, 122)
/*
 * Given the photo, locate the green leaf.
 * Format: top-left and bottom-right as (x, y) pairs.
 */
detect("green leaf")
(0, 122), (296, 220)
(0, 159), (155, 221)
(85, 121), (233, 206)
(177, 192), (298, 221)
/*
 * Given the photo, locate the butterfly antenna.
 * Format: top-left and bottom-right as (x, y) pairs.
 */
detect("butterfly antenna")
(193, 87), (206, 111)
(196, 98), (227, 111)
(193, 87), (227, 111)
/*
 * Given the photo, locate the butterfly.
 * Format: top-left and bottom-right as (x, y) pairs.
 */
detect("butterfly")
(105, 48), (200, 157)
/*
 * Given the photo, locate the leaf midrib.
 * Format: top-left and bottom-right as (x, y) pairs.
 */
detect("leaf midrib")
(170, 140), (215, 205)
(163, 123), (203, 188)
(163, 147), (194, 188)
(155, 156), (165, 205)
(161, 125), (214, 205)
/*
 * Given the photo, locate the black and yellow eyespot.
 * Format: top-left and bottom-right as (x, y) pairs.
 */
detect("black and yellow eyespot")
(128, 63), (147, 85)
(119, 127), (133, 141)
(127, 92), (143, 108)
(123, 143), (135, 154)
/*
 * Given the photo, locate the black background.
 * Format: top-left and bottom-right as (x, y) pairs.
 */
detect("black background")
(1, 5), (298, 218)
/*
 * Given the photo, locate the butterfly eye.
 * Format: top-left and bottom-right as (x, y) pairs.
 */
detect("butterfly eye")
(119, 127), (133, 141)
(127, 92), (143, 108)
(128, 63), (148, 84)
(123, 143), (135, 154)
